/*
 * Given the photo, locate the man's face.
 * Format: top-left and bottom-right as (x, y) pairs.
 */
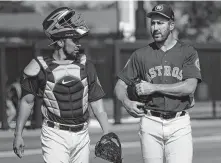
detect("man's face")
(150, 14), (173, 43)
(63, 38), (81, 58)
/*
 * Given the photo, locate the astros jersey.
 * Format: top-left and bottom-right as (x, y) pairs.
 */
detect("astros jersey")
(118, 41), (202, 112)
(21, 54), (105, 125)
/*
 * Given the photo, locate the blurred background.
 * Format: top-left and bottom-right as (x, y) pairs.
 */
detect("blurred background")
(1, 0), (221, 129)
(0, 0), (221, 128)
(0, 1), (221, 163)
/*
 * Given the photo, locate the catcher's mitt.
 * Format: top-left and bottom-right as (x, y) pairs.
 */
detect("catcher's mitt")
(95, 132), (122, 163)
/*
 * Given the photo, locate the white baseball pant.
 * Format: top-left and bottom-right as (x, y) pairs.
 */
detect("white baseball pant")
(41, 120), (90, 163)
(139, 112), (193, 163)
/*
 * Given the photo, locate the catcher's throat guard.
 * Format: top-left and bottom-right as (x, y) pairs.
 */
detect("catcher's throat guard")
(95, 132), (122, 163)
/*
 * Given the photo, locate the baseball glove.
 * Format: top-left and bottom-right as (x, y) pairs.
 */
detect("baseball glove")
(95, 132), (122, 163)
(127, 78), (149, 103)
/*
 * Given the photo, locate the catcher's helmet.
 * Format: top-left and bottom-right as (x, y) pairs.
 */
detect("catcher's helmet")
(42, 7), (89, 44)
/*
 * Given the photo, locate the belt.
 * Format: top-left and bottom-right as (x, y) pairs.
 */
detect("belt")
(46, 121), (84, 132)
(149, 110), (186, 119)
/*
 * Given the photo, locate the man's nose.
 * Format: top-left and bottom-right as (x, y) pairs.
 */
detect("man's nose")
(76, 44), (81, 48)
(154, 24), (159, 31)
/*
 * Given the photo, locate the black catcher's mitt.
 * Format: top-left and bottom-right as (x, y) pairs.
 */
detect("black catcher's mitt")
(95, 132), (122, 163)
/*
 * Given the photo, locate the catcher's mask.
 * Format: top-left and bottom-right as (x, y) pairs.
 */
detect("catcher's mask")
(42, 7), (89, 46)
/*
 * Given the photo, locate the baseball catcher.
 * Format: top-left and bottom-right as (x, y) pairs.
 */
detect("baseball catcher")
(95, 132), (122, 163)
(13, 7), (110, 163)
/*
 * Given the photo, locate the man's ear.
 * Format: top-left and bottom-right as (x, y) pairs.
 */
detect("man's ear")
(170, 21), (175, 31)
(57, 40), (64, 48)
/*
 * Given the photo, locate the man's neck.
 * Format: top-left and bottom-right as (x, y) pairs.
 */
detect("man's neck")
(156, 34), (177, 52)
(52, 50), (67, 61)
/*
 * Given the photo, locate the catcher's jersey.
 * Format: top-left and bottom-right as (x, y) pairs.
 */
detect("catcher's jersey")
(21, 55), (105, 125)
(118, 41), (202, 112)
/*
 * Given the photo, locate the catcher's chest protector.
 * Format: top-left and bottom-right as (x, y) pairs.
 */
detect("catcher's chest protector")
(37, 56), (89, 120)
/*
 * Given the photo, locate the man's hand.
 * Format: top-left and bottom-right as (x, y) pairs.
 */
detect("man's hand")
(13, 135), (25, 158)
(122, 99), (145, 118)
(135, 80), (156, 96)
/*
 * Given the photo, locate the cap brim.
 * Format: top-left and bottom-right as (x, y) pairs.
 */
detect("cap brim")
(146, 11), (170, 19)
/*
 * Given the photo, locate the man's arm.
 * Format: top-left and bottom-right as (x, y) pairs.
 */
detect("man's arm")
(14, 94), (35, 136)
(136, 78), (198, 97)
(13, 94), (35, 158)
(114, 79), (129, 105)
(15, 58), (44, 134)
(90, 99), (109, 134)
(13, 58), (43, 158)
(114, 79), (145, 118)
(155, 78), (198, 96)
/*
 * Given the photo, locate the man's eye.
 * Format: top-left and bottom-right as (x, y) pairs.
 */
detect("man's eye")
(151, 22), (164, 25)
(72, 39), (78, 42)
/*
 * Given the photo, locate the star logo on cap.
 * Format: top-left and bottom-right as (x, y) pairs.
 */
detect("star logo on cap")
(155, 5), (163, 11)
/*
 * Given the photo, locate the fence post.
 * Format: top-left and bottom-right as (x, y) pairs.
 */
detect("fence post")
(113, 41), (122, 124)
(113, 99), (122, 124)
(212, 100), (216, 118)
(0, 46), (9, 129)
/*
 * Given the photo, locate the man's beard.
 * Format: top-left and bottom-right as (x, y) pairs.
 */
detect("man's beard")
(64, 48), (78, 60)
(152, 32), (169, 43)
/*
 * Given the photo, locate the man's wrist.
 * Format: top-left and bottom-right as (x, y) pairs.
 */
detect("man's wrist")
(14, 132), (22, 137)
(14, 130), (22, 137)
(153, 84), (159, 93)
(122, 98), (130, 106)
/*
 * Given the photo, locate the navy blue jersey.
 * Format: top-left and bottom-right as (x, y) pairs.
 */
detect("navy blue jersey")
(118, 41), (202, 112)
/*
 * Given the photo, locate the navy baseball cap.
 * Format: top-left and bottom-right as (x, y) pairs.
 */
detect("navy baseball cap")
(147, 4), (174, 21)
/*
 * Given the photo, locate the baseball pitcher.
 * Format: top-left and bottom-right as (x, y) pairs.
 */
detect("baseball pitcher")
(115, 4), (202, 163)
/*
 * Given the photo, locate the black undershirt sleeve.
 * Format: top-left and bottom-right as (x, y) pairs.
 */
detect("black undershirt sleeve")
(20, 70), (46, 98)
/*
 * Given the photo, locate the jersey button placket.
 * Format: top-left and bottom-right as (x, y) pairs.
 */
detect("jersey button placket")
(162, 53), (167, 111)
(164, 59), (168, 84)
